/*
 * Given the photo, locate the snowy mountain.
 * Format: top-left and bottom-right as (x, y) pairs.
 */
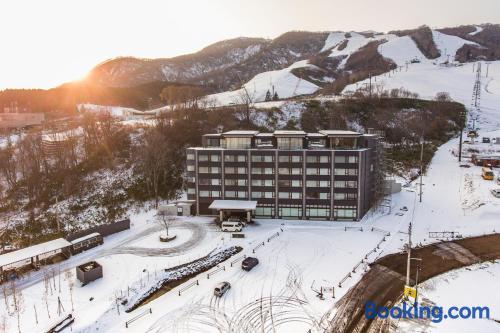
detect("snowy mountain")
(86, 24), (500, 107)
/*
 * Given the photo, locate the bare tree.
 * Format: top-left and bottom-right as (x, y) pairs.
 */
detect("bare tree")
(157, 212), (175, 237)
(10, 280), (24, 333)
(64, 270), (75, 312)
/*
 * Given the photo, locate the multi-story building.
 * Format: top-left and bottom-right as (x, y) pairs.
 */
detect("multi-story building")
(186, 130), (380, 222)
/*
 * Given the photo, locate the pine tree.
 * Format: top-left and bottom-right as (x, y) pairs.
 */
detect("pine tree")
(272, 91), (279, 101)
(265, 90), (272, 101)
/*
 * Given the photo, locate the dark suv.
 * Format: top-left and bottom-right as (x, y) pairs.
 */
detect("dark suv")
(242, 257), (259, 271)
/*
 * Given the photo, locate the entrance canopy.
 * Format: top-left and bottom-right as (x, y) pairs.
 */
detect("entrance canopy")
(209, 200), (257, 211)
(209, 200), (257, 223)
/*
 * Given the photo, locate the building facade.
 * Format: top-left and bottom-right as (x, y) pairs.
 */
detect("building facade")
(186, 130), (380, 221)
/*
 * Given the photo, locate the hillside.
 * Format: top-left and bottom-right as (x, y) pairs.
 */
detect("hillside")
(2, 24), (499, 115)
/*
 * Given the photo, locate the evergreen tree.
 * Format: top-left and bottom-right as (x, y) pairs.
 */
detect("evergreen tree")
(265, 90), (272, 101)
(272, 91), (279, 101)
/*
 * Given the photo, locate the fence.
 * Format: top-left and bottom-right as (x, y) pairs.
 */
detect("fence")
(125, 308), (152, 328)
(344, 226), (363, 232)
(230, 255), (246, 267)
(178, 279), (199, 296)
(67, 218), (130, 241)
(267, 232), (279, 242)
(371, 227), (391, 236)
(252, 242), (265, 253)
(207, 266), (225, 279)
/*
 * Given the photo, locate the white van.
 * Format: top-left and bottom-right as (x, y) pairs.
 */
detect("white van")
(221, 221), (243, 232)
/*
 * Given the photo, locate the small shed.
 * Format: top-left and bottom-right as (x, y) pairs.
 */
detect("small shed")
(158, 200), (194, 217)
(76, 261), (103, 284)
(209, 200), (257, 223)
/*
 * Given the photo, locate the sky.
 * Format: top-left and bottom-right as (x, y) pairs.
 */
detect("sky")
(1, 0), (499, 90)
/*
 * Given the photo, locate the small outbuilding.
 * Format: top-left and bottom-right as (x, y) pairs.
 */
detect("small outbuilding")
(76, 261), (103, 285)
(209, 200), (257, 223)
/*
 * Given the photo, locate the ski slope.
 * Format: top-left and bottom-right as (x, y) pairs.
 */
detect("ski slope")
(204, 60), (320, 107)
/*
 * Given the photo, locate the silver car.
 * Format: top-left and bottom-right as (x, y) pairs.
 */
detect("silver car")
(214, 282), (231, 297)
(491, 189), (500, 198)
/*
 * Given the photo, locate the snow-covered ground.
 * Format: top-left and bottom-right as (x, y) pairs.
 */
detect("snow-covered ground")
(398, 261), (500, 332)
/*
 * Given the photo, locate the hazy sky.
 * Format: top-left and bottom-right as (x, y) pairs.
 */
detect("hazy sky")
(1, 0), (499, 89)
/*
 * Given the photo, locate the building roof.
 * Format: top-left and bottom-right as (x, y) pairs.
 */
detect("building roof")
(70, 233), (101, 245)
(223, 130), (259, 136)
(307, 133), (326, 137)
(255, 133), (274, 137)
(0, 238), (71, 267)
(319, 130), (361, 137)
(209, 200), (258, 211)
(273, 130), (306, 137)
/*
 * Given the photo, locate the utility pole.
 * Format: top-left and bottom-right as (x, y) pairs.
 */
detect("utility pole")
(458, 110), (466, 162)
(419, 136), (424, 203)
(369, 73), (372, 98)
(405, 222), (412, 286)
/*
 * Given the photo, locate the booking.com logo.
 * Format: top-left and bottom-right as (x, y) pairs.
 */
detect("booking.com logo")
(365, 301), (490, 323)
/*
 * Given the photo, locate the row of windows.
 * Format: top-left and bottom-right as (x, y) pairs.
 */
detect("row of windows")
(333, 206), (357, 218)
(195, 178), (359, 191)
(188, 153), (359, 164)
(306, 168), (331, 175)
(192, 188), (357, 201)
(278, 179), (302, 187)
(194, 166), (360, 177)
(335, 168), (358, 176)
(306, 180), (330, 187)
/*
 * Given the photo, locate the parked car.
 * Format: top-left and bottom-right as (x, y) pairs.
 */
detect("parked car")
(221, 220), (243, 232)
(228, 216), (246, 226)
(242, 257), (259, 271)
(482, 137), (491, 143)
(491, 189), (500, 198)
(214, 282), (231, 297)
(459, 164), (471, 168)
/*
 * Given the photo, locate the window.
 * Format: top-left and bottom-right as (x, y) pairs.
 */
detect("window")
(291, 155), (302, 163)
(306, 205), (330, 217)
(225, 191), (245, 198)
(251, 191), (275, 199)
(198, 154), (209, 162)
(226, 167), (246, 174)
(334, 168), (358, 176)
(306, 155), (330, 163)
(306, 191), (330, 200)
(334, 206), (357, 219)
(277, 138), (303, 150)
(187, 154), (195, 160)
(199, 167), (209, 173)
(187, 188), (196, 194)
(348, 156), (358, 163)
(291, 168), (302, 175)
(199, 190), (221, 198)
(255, 204), (275, 217)
(211, 167), (220, 174)
(237, 155), (247, 162)
(306, 168), (330, 175)
(306, 180), (330, 187)
(279, 192), (302, 199)
(278, 180), (302, 187)
(334, 156), (346, 163)
(252, 167), (274, 175)
(252, 155), (274, 162)
(224, 155), (235, 162)
(225, 179), (247, 186)
(334, 193), (357, 200)
(225, 191), (236, 198)
(251, 179), (274, 187)
(279, 205), (302, 217)
(225, 137), (251, 149)
(187, 165), (195, 172)
(278, 167), (289, 174)
(210, 154), (220, 162)
(334, 180), (357, 188)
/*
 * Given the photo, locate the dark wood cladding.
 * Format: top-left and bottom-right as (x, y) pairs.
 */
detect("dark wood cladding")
(187, 132), (380, 221)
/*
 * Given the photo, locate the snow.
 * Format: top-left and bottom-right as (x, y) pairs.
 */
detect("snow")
(209, 200), (257, 210)
(0, 238), (71, 267)
(321, 32), (346, 52)
(78, 103), (142, 118)
(204, 60), (320, 107)
(378, 35), (424, 66)
(343, 60), (500, 132)
(70, 233), (101, 245)
(469, 25), (483, 36)
(398, 261), (500, 332)
(432, 30), (477, 63)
